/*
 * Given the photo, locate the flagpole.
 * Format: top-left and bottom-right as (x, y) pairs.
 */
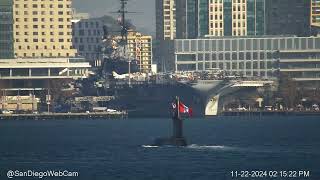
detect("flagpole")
(176, 96), (180, 119)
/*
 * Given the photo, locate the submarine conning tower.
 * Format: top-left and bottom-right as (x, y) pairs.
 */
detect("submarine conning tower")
(172, 96), (187, 146)
(152, 96), (187, 147)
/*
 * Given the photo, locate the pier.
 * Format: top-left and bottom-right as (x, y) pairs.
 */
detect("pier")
(0, 112), (128, 120)
(222, 110), (320, 117)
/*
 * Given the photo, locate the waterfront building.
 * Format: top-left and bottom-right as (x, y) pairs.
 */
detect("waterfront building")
(115, 31), (153, 73)
(265, 0), (310, 36)
(0, 58), (91, 80)
(0, 0), (14, 59)
(208, 0), (265, 36)
(8, 0), (77, 58)
(71, 14), (103, 66)
(156, 0), (176, 40)
(127, 32), (153, 73)
(175, 36), (320, 81)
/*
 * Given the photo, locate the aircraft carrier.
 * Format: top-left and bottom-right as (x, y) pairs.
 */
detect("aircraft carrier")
(106, 80), (204, 117)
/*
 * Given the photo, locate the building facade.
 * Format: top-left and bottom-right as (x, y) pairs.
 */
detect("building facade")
(11, 0), (76, 58)
(175, 36), (320, 81)
(115, 32), (153, 73)
(265, 0), (310, 36)
(72, 17), (103, 65)
(198, 0), (209, 37)
(208, 0), (265, 37)
(156, 0), (176, 41)
(127, 32), (153, 73)
(0, 0), (14, 59)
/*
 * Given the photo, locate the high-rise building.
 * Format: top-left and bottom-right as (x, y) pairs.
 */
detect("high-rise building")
(127, 32), (153, 73)
(72, 14), (103, 65)
(311, 0), (320, 27)
(0, 0), (14, 59)
(156, 0), (176, 41)
(265, 0), (310, 36)
(175, 0), (208, 39)
(198, 0), (209, 37)
(9, 0), (77, 58)
(115, 31), (153, 73)
(208, 0), (265, 37)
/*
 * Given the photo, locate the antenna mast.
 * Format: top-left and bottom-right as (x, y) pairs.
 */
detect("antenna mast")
(118, 0), (129, 49)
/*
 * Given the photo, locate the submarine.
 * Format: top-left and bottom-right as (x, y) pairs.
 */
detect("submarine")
(152, 97), (188, 147)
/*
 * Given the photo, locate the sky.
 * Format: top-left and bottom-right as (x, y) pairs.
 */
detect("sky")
(73, 0), (156, 36)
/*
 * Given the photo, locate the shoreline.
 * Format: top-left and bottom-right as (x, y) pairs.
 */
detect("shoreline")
(0, 112), (128, 120)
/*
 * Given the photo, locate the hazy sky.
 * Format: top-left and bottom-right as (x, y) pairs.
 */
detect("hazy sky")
(73, 0), (156, 35)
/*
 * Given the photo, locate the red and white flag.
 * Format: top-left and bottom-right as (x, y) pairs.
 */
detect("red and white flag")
(179, 102), (192, 117)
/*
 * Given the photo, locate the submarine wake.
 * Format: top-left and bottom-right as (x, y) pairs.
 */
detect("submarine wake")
(187, 144), (235, 151)
(142, 145), (159, 148)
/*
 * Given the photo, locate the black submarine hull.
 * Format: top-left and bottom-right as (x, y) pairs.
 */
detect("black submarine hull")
(152, 137), (187, 147)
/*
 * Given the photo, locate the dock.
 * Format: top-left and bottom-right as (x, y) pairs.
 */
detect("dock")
(222, 110), (320, 116)
(0, 111), (128, 120)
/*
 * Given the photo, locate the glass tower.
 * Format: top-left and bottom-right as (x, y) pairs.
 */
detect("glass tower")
(223, 0), (232, 36)
(198, 0), (209, 37)
(187, 0), (197, 38)
(255, 0), (265, 35)
(0, 0), (14, 59)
